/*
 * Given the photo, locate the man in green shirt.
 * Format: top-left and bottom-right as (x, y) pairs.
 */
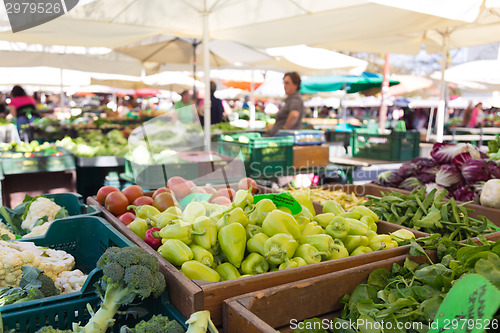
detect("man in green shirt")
(173, 90), (197, 124)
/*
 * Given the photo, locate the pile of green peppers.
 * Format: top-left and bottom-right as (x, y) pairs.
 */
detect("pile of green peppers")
(140, 189), (415, 282)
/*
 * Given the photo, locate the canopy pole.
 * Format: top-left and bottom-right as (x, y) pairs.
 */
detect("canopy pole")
(202, 8), (211, 150)
(378, 53), (390, 132)
(249, 66), (255, 128)
(436, 37), (448, 143)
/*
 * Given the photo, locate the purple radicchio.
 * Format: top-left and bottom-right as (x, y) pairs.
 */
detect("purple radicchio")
(416, 167), (438, 183)
(375, 170), (403, 187)
(431, 142), (481, 164)
(399, 177), (423, 191)
(435, 164), (465, 190)
(487, 160), (500, 179)
(452, 152), (473, 169)
(453, 184), (476, 203)
(396, 162), (418, 178)
(461, 159), (490, 183)
(412, 157), (438, 169)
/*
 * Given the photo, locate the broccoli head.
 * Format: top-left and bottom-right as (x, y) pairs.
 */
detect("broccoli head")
(86, 246), (166, 333)
(122, 314), (185, 333)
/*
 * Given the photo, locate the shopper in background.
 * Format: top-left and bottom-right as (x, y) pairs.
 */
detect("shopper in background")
(198, 81), (225, 125)
(268, 72), (305, 136)
(8, 85), (40, 141)
(463, 102), (484, 128)
(173, 90), (197, 124)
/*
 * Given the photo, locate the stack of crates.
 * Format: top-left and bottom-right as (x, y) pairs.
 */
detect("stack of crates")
(352, 129), (420, 161)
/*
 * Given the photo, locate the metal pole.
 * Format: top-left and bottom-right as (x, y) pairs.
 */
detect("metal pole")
(436, 38), (448, 143)
(249, 67), (255, 128)
(202, 8), (211, 149)
(426, 106), (435, 142)
(378, 53), (390, 132)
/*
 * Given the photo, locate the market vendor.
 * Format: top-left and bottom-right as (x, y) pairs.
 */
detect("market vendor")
(268, 72), (305, 136)
(8, 85), (40, 142)
(173, 90), (197, 124)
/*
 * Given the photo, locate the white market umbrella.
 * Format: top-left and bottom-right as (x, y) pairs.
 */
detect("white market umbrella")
(432, 60), (500, 92)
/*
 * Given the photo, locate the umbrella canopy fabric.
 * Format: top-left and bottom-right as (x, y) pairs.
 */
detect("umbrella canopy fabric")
(387, 75), (434, 96)
(300, 72), (400, 95)
(221, 80), (263, 91)
(91, 72), (205, 92)
(432, 60), (500, 92)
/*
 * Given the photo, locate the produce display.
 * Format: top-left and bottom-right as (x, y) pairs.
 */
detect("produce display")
(0, 195), (69, 239)
(0, 140), (58, 154)
(100, 183), (416, 282)
(210, 122), (244, 133)
(364, 187), (498, 241)
(375, 142), (500, 205)
(56, 129), (128, 157)
(295, 236), (500, 333)
(281, 186), (365, 210)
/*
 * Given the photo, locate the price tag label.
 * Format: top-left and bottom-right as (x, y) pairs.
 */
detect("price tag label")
(178, 193), (213, 210)
(429, 274), (500, 333)
(253, 192), (302, 215)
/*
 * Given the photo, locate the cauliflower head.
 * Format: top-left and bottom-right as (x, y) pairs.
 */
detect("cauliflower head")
(480, 179), (500, 208)
(21, 197), (62, 232)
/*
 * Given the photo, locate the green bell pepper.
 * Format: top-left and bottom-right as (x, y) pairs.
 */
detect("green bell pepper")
(218, 223), (246, 268)
(325, 216), (350, 240)
(329, 245), (349, 260)
(279, 256), (302, 270)
(291, 257), (307, 267)
(292, 191), (316, 217)
(301, 221), (324, 237)
(241, 253), (269, 275)
(192, 216), (218, 250)
(245, 224), (263, 239)
(151, 206), (182, 228)
(294, 204), (314, 221)
(247, 232), (269, 257)
(322, 200), (345, 216)
(190, 244), (215, 268)
(227, 207), (249, 227)
(181, 260), (220, 282)
(183, 201), (206, 223)
(350, 246), (374, 256)
(128, 217), (148, 240)
(299, 234), (337, 260)
(390, 229), (416, 244)
(278, 206), (292, 215)
(350, 206), (379, 223)
(264, 233), (298, 266)
(248, 199), (277, 226)
(365, 230), (378, 240)
(344, 235), (370, 253)
(158, 239), (193, 266)
(228, 189), (254, 210)
(216, 262), (241, 281)
(336, 211), (362, 220)
(294, 244), (325, 264)
(346, 218), (369, 236)
(159, 221), (204, 245)
(128, 204), (160, 220)
(262, 210), (301, 240)
(313, 213), (335, 228)
(369, 234), (394, 251)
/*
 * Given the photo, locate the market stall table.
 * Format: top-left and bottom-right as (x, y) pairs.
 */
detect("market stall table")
(329, 156), (403, 184)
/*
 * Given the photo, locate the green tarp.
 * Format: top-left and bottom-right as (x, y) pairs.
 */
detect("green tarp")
(301, 71), (400, 94)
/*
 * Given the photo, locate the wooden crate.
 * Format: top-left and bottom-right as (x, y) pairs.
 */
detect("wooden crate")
(223, 254), (435, 333)
(293, 145), (329, 169)
(359, 184), (500, 239)
(87, 192), (428, 326)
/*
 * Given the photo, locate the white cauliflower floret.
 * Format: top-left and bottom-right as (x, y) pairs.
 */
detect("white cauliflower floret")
(0, 240), (75, 286)
(55, 269), (88, 294)
(480, 179), (500, 208)
(21, 197), (62, 232)
(22, 222), (52, 239)
(0, 222), (16, 240)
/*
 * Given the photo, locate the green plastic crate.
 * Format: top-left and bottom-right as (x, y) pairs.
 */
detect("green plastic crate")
(19, 216), (134, 273)
(0, 193), (101, 230)
(1, 291), (186, 333)
(43, 192), (101, 218)
(219, 132), (294, 177)
(325, 130), (351, 146)
(352, 130), (420, 161)
(0, 148), (75, 175)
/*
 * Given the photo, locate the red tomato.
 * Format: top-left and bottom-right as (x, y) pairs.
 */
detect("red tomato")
(96, 186), (119, 206)
(117, 212), (135, 226)
(121, 185), (143, 205)
(105, 191), (129, 216)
